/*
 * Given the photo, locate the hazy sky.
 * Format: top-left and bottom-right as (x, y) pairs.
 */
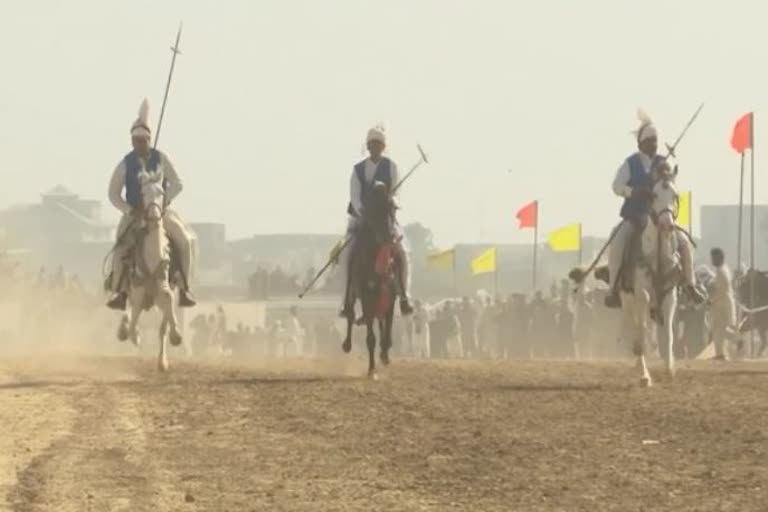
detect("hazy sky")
(2, 1), (767, 248)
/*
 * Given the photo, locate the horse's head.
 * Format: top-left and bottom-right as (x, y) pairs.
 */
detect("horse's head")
(137, 168), (165, 224)
(738, 267), (768, 306)
(650, 161), (679, 234)
(362, 181), (396, 243)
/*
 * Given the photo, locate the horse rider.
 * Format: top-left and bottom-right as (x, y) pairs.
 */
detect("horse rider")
(604, 110), (705, 309)
(105, 98), (196, 310)
(338, 125), (413, 317)
(708, 247), (738, 361)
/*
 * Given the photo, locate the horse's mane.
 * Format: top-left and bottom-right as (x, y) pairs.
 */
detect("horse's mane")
(361, 183), (395, 240)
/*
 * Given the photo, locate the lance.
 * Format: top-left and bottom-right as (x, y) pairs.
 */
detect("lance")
(662, 102), (704, 161)
(298, 144), (430, 299)
(392, 144), (429, 194)
(154, 24), (183, 149)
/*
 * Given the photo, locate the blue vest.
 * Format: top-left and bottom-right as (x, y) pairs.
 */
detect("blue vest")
(347, 158), (393, 215)
(620, 152), (664, 220)
(124, 149), (162, 209)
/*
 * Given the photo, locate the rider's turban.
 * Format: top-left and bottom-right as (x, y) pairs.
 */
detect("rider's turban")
(366, 124), (387, 145)
(130, 98), (152, 140)
(634, 109), (657, 143)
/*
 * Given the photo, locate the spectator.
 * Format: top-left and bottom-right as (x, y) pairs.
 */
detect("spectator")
(458, 297), (479, 358)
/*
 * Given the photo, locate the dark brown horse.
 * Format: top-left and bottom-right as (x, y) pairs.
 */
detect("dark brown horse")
(341, 182), (399, 379)
(737, 269), (768, 357)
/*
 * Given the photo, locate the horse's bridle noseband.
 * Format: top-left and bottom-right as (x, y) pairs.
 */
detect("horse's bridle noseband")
(649, 173), (679, 228)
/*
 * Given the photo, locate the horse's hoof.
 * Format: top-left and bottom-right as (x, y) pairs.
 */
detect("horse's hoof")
(158, 360), (169, 372)
(380, 351), (390, 366)
(368, 370), (378, 381)
(117, 327), (129, 342)
(131, 335), (141, 347)
(640, 376), (653, 388)
(667, 367), (677, 379)
(341, 339), (352, 353)
(169, 331), (183, 347)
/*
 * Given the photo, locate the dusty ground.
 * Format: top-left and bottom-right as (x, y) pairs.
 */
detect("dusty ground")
(0, 353), (765, 511)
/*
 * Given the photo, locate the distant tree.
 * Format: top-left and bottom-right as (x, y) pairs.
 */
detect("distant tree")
(403, 222), (435, 257)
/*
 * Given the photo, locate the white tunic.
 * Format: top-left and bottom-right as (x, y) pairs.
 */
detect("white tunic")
(349, 158), (400, 218)
(108, 151), (183, 215)
(710, 264), (736, 325)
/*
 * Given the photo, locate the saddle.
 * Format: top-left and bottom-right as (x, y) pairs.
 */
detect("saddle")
(104, 227), (181, 294)
(619, 217), (683, 293)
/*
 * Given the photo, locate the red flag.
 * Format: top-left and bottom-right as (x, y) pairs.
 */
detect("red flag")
(731, 112), (753, 153)
(516, 200), (538, 229)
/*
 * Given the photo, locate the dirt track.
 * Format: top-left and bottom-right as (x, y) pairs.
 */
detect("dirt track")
(0, 354), (766, 511)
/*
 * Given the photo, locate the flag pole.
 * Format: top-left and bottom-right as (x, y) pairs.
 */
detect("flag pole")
(750, 115), (756, 358)
(737, 152), (745, 273)
(750, 116), (756, 273)
(689, 191), (693, 236)
(532, 200), (539, 292)
(578, 223), (583, 265)
(736, 152), (745, 352)
(452, 250), (457, 297)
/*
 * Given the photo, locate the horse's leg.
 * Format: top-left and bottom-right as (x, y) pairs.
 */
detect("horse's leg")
(341, 307), (354, 353)
(659, 290), (677, 378)
(157, 285), (182, 347)
(158, 316), (169, 372)
(155, 286), (178, 371)
(127, 287), (143, 347)
(630, 290), (652, 387)
(758, 328), (768, 358)
(366, 316), (377, 379)
(380, 300), (395, 366)
(117, 314), (130, 342)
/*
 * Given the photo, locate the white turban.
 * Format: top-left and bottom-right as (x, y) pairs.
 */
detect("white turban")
(634, 109), (657, 143)
(130, 98), (151, 139)
(366, 125), (386, 144)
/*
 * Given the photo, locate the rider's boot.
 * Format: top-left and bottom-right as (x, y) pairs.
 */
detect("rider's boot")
(106, 292), (128, 311)
(604, 290), (622, 309)
(400, 297), (414, 316)
(178, 288), (197, 308)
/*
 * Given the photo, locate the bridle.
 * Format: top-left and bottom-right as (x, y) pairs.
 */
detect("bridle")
(648, 170), (679, 229)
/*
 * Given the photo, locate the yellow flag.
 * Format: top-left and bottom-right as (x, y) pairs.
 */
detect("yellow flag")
(427, 249), (455, 270)
(547, 223), (581, 252)
(678, 191), (691, 230)
(471, 247), (496, 275)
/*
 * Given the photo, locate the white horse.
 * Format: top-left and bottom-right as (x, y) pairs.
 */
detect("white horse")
(620, 164), (684, 387)
(116, 168), (182, 371)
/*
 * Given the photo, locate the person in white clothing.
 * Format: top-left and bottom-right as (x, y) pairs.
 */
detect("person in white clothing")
(105, 98), (196, 310)
(708, 248), (738, 361)
(338, 125), (413, 317)
(601, 110), (704, 309)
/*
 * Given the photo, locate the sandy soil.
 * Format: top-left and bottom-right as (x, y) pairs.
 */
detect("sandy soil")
(0, 353), (766, 511)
